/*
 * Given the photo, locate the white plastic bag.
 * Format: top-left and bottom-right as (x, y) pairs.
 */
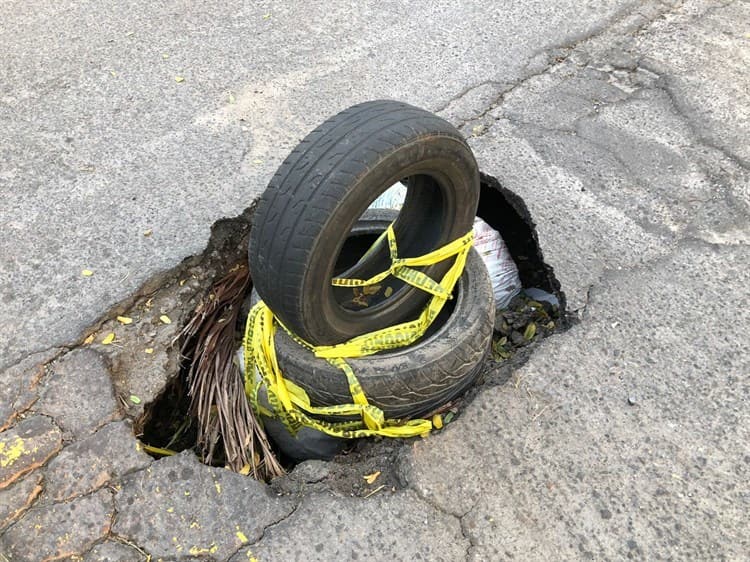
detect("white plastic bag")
(369, 183), (522, 310)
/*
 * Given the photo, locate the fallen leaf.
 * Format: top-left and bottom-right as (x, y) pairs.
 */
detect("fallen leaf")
(159, 315), (172, 324)
(129, 395), (141, 404)
(384, 286), (393, 297)
(253, 159), (263, 165)
(239, 464), (251, 476)
(110, 70), (117, 77)
(228, 92), (236, 104)
(117, 316), (133, 325)
(364, 471), (381, 484)
(524, 322), (537, 341)
(179, 279), (186, 286)
(432, 414), (443, 429)
(174, 76), (184, 83)
(362, 284), (381, 296)
(144, 348), (154, 354)
(143, 229), (153, 237)
(444, 411), (455, 424)
(101, 332), (116, 345)
(81, 269), (94, 277)
(236, 530), (248, 543)
(262, 13), (271, 19)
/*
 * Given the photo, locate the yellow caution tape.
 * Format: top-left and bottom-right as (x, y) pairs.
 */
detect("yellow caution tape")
(243, 223), (473, 439)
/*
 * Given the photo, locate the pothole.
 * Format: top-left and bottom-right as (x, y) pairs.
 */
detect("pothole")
(79, 173), (567, 490)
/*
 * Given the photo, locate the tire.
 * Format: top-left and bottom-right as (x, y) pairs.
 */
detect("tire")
(265, 212), (494, 419)
(248, 100), (480, 346)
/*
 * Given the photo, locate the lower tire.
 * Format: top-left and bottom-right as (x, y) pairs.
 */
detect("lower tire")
(269, 212), (495, 419)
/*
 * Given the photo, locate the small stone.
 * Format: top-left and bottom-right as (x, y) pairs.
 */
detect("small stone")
(0, 489), (113, 561)
(627, 396), (637, 406)
(45, 421), (152, 501)
(0, 472), (43, 530)
(510, 331), (526, 346)
(36, 348), (119, 438)
(0, 415), (62, 489)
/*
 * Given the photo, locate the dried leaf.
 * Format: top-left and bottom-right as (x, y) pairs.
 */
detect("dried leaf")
(174, 76), (185, 83)
(81, 269), (94, 277)
(363, 471), (381, 484)
(524, 323), (537, 341)
(432, 414), (443, 429)
(117, 316), (133, 325)
(143, 229), (153, 237)
(101, 332), (116, 345)
(129, 395), (142, 404)
(239, 464), (251, 476)
(144, 348), (154, 354)
(362, 284), (381, 296)
(159, 315), (172, 324)
(83, 334), (95, 345)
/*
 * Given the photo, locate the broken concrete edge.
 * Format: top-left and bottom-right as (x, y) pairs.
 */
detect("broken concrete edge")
(478, 172), (568, 317)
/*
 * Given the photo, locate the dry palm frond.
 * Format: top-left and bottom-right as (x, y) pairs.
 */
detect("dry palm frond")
(179, 264), (284, 480)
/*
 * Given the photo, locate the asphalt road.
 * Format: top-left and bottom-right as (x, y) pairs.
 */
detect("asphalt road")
(1, 0), (635, 369)
(1, 0), (748, 560)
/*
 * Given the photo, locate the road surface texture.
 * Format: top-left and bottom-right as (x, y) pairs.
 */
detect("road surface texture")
(1, 0), (748, 560)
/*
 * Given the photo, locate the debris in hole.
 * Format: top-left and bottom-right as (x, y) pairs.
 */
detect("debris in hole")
(180, 264), (283, 480)
(492, 293), (559, 361)
(369, 182), (524, 311)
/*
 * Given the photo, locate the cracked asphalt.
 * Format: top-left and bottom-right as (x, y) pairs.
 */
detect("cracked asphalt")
(1, 0), (749, 560)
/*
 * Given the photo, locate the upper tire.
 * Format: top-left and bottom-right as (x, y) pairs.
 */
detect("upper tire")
(248, 100), (480, 346)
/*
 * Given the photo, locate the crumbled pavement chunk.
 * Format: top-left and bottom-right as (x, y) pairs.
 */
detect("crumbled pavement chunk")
(113, 451), (294, 560)
(0, 472), (43, 530)
(0, 488), (114, 561)
(45, 420), (152, 500)
(36, 348), (120, 438)
(0, 349), (58, 431)
(0, 415), (62, 489)
(230, 491), (468, 562)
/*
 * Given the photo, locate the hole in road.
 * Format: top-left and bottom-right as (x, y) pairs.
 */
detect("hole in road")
(124, 173), (568, 488)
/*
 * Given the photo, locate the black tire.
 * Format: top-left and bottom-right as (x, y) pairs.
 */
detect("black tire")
(248, 100), (480, 346)
(266, 214), (494, 419)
